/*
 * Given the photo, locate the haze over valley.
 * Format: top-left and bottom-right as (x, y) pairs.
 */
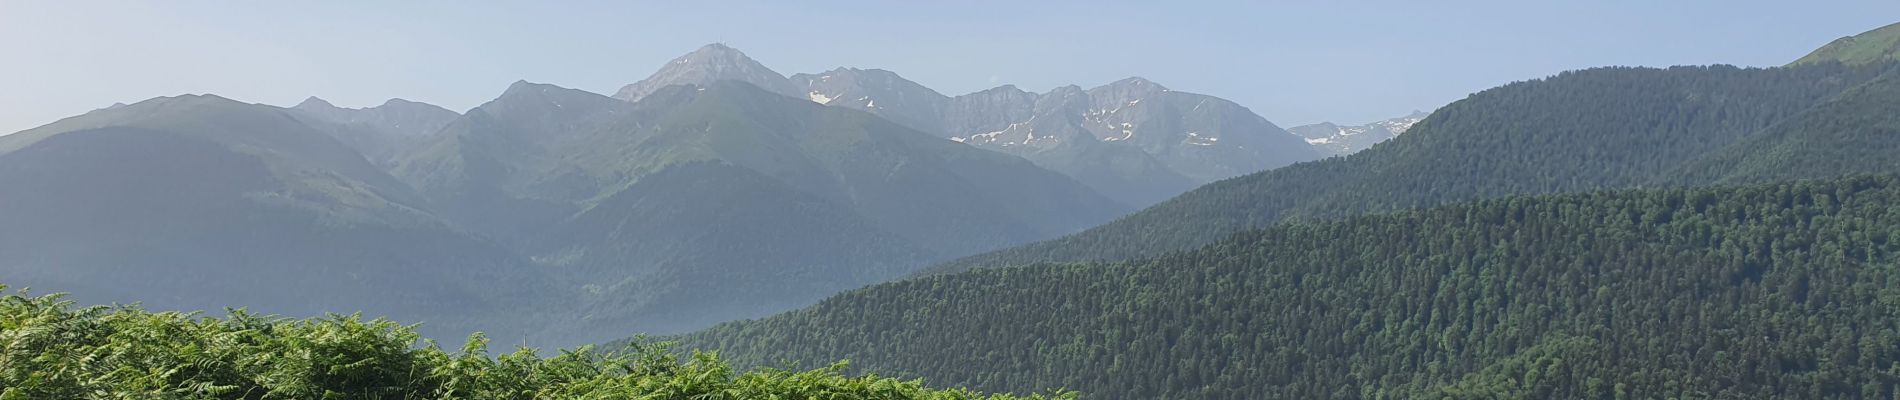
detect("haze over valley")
(5, 3), (1900, 398)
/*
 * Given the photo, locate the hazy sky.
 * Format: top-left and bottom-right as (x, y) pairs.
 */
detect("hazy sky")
(3, 1), (1897, 135)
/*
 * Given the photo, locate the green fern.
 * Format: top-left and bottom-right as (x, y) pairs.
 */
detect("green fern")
(0, 288), (1071, 399)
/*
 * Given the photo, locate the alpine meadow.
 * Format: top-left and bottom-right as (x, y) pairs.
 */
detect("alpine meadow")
(3, 3), (1900, 399)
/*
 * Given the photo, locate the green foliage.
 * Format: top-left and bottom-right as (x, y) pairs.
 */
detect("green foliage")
(0, 291), (1071, 400)
(1669, 68), (1900, 184)
(682, 175), (1900, 399)
(1791, 22), (1900, 66)
(923, 62), (1900, 277)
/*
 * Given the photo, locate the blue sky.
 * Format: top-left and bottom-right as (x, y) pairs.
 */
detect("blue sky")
(2, 1), (1896, 134)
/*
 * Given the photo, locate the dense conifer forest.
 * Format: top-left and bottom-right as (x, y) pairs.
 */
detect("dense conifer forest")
(924, 63), (1899, 276)
(683, 175), (1900, 399)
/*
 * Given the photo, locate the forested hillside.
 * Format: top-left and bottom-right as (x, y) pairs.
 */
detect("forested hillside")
(0, 288), (1068, 400)
(682, 175), (1900, 399)
(924, 62), (1899, 276)
(1669, 68), (1900, 184)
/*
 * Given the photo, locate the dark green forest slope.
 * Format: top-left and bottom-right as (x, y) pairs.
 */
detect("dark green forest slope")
(1669, 67), (1900, 184)
(923, 62), (1899, 276)
(682, 175), (1900, 399)
(0, 288), (1067, 400)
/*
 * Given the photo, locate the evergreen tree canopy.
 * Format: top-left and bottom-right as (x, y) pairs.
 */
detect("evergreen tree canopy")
(682, 175), (1900, 399)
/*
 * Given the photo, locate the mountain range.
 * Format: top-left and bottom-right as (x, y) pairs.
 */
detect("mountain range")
(1288, 111), (1430, 156)
(0, 42), (1340, 346)
(919, 61), (1897, 276)
(619, 44), (1324, 207)
(396, 79), (1131, 337)
(0, 95), (561, 342)
(289, 96), (462, 166)
(8, 13), (1900, 400)
(670, 33), (1900, 398)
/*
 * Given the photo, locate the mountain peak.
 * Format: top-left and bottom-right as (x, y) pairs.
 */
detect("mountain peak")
(295, 96), (337, 110)
(616, 43), (800, 102)
(675, 43), (760, 67)
(291, 97), (457, 121)
(690, 42), (743, 56)
(141, 93), (244, 108)
(792, 67), (943, 100)
(808, 67), (907, 80)
(979, 84), (1026, 95)
(506, 79), (541, 92)
(381, 98), (422, 107)
(476, 80), (620, 126)
(1048, 84), (1085, 96)
(375, 98), (461, 118)
(1085, 77), (1170, 104)
(1290, 110), (1436, 156)
(1108, 76), (1167, 91)
(499, 80), (598, 101)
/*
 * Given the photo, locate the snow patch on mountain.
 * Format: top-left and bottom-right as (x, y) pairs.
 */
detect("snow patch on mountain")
(1290, 111), (1431, 156)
